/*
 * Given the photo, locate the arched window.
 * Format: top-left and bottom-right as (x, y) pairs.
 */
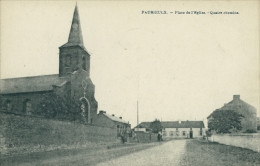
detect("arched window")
(23, 99), (32, 115)
(80, 98), (89, 123)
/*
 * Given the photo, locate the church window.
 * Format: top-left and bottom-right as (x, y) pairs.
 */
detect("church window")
(5, 100), (12, 111)
(23, 99), (32, 115)
(65, 55), (71, 67)
(80, 98), (89, 123)
(82, 55), (86, 70)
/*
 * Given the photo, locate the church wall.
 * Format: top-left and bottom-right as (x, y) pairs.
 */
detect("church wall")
(70, 70), (98, 123)
(0, 112), (117, 155)
(0, 91), (54, 115)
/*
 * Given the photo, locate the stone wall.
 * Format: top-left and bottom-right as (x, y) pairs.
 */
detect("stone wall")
(0, 112), (117, 155)
(209, 134), (260, 152)
(130, 132), (158, 143)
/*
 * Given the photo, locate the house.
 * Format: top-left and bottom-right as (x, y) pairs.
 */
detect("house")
(0, 5), (98, 123)
(162, 121), (205, 138)
(94, 110), (131, 137)
(134, 121), (205, 138)
(207, 95), (257, 132)
(134, 122), (152, 132)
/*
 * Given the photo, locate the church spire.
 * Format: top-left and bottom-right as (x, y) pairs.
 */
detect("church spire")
(61, 4), (85, 48)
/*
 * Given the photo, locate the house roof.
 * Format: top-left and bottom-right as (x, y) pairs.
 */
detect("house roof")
(135, 122), (152, 129)
(207, 95), (257, 119)
(102, 113), (128, 124)
(135, 121), (205, 129)
(162, 121), (204, 128)
(0, 74), (66, 94)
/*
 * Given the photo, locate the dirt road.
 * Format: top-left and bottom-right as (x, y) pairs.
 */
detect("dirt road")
(97, 140), (187, 166)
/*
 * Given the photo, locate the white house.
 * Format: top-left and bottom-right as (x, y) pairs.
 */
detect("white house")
(162, 121), (205, 138)
(134, 121), (205, 139)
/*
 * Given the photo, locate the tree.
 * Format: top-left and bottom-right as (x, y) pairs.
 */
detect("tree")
(37, 93), (82, 121)
(208, 109), (244, 134)
(150, 119), (163, 133)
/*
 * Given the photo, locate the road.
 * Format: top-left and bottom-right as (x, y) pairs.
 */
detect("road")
(3, 139), (258, 166)
(97, 139), (187, 166)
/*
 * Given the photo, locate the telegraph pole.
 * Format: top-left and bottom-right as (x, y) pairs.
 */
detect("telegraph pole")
(137, 101), (139, 126)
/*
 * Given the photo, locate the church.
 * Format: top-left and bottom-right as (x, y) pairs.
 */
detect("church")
(0, 5), (98, 124)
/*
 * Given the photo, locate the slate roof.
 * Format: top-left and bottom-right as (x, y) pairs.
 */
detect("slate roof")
(103, 113), (128, 124)
(135, 121), (205, 129)
(162, 121), (205, 128)
(0, 74), (66, 94)
(207, 95), (256, 119)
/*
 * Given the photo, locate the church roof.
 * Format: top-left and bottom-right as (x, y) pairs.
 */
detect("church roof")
(60, 4), (85, 50)
(0, 74), (66, 94)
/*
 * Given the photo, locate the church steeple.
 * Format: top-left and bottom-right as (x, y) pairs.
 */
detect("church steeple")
(59, 4), (90, 77)
(61, 4), (85, 49)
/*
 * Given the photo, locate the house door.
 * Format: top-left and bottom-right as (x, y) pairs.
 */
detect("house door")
(189, 131), (193, 138)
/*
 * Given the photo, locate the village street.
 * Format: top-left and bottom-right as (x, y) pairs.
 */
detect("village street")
(2, 139), (260, 166)
(97, 139), (186, 166)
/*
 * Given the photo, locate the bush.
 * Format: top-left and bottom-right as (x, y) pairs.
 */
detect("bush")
(244, 129), (257, 133)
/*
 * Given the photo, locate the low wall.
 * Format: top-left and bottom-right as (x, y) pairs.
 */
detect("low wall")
(129, 132), (158, 143)
(209, 134), (260, 152)
(0, 112), (117, 155)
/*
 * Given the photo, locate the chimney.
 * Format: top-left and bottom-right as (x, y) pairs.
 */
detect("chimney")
(119, 117), (122, 119)
(233, 95), (240, 100)
(99, 110), (106, 114)
(178, 120), (181, 124)
(112, 114), (115, 116)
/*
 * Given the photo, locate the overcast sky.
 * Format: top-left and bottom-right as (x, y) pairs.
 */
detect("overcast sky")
(1, 1), (259, 126)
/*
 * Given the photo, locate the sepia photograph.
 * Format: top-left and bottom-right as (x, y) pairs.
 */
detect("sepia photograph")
(0, 0), (259, 165)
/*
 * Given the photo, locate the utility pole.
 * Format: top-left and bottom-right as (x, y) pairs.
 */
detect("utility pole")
(137, 101), (139, 126)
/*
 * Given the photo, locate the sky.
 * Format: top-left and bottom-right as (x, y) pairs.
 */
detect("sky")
(0, 1), (259, 126)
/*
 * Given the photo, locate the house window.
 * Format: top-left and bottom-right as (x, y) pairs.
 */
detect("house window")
(176, 131), (179, 136)
(182, 131), (186, 136)
(200, 129), (203, 136)
(170, 131), (174, 136)
(163, 131), (167, 136)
